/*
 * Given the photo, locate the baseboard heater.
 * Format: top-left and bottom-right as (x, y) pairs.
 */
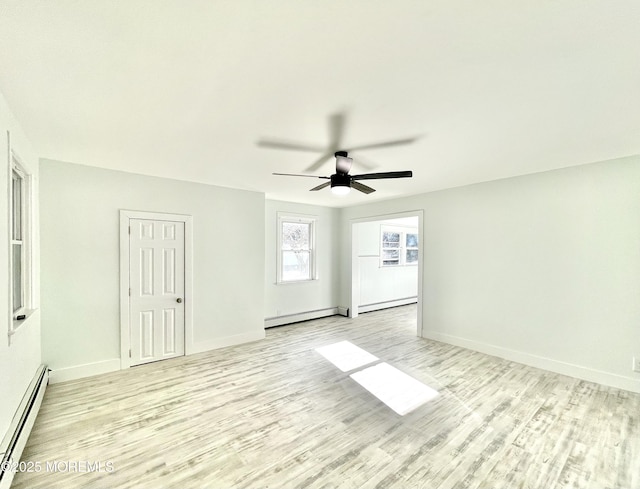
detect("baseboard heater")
(265, 306), (346, 329)
(358, 297), (417, 314)
(0, 365), (48, 489)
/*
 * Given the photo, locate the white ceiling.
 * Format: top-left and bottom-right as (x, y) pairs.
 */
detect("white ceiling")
(0, 1), (638, 207)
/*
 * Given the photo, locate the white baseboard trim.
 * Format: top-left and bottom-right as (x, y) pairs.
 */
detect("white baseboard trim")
(191, 330), (266, 354)
(358, 297), (417, 314)
(423, 330), (640, 394)
(337, 306), (349, 317)
(265, 307), (339, 328)
(49, 359), (121, 384)
(49, 331), (267, 383)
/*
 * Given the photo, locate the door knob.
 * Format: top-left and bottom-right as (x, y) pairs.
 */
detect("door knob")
(176, 298), (183, 303)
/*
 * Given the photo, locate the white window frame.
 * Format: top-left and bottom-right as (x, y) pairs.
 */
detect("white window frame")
(380, 225), (419, 267)
(405, 230), (419, 265)
(277, 213), (317, 284)
(8, 151), (34, 334)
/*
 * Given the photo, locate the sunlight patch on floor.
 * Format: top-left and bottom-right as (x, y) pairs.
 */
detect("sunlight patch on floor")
(315, 340), (439, 415)
(350, 362), (439, 415)
(315, 340), (379, 372)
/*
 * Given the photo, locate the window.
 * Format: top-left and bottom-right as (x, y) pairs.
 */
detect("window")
(380, 226), (418, 267)
(381, 230), (401, 266)
(277, 214), (316, 283)
(9, 156), (32, 326)
(405, 232), (419, 264)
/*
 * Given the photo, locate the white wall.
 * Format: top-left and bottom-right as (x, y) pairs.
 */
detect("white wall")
(40, 159), (265, 379)
(355, 218), (418, 307)
(0, 93), (41, 437)
(264, 200), (340, 323)
(340, 156), (640, 392)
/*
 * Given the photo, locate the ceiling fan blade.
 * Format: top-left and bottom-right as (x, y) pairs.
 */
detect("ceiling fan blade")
(346, 136), (419, 152)
(304, 152), (333, 172)
(351, 181), (376, 194)
(310, 182), (331, 192)
(351, 171), (413, 180)
(273, 172), (330, 179)
(258, 138), (325, 153)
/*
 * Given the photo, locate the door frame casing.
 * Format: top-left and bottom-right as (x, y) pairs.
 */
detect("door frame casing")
(119, 210), (194, 369)
(349, 210), (424, 338)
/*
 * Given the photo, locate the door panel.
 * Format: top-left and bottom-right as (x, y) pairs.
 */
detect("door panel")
(130, 219), (185, 366)
(140, 310), (155, 359)
(140, 248), (154, 296)
(163, 308), (176, 354)
(163, 248), (175, 294)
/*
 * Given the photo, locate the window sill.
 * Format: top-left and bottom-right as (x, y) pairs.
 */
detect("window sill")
(276, 278), (319, 285)
(10, 308), (37, 336)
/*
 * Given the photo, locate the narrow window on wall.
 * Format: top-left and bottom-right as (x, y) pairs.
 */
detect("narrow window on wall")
(277, 214), (316, 283)
(406, 232), (419, 264)
(10, 157), (31, 326)
(380, 226), (418, 267)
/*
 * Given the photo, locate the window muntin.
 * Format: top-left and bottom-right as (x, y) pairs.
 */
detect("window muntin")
(277, 214), (317, 283)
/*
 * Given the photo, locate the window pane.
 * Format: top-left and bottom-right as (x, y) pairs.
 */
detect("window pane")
(282, 222), (310, 250)
(382, 231), (400, 243)
(282, 250), (310, 281)
(406, 233), (418, 248)
(382, 232), (400, 248)
(12, 171), (22, 240)
(13, 243), (23, 312)
(383, 249), (399, 260)
(382, 249), (399, 265)
(406, 249), (419, 264)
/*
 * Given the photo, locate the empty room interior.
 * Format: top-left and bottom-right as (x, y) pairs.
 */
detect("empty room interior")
(1, 1), (639, 488)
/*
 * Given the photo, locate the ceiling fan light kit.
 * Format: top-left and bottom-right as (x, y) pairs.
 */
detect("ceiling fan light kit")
(330, 171), (352, 195)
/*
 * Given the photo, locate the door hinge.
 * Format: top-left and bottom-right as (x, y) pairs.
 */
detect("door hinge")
(129, 288), (131, 296)
(129, 349), (131, 358)
(128, 226), (131, 235)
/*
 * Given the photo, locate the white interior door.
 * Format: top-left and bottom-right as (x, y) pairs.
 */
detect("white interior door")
(129, 218), (185, 366)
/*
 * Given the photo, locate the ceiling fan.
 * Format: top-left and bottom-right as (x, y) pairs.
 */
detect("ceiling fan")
(259, 111), (417, 194)
(273, 151), (412, 195)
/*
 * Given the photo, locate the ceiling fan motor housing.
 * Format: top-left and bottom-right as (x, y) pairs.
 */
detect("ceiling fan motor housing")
(331, 172), (351, 189)
(334, 151), (353, 176)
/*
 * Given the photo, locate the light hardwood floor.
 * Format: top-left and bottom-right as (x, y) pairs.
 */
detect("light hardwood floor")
(13, 305), (640, 488)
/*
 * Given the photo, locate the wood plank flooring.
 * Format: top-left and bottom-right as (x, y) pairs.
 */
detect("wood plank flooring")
(12, 305), (640, 488)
